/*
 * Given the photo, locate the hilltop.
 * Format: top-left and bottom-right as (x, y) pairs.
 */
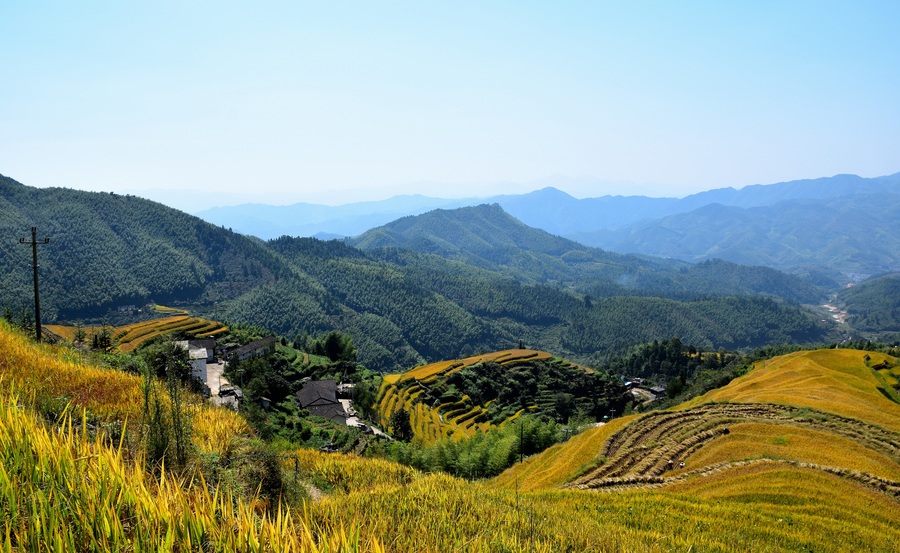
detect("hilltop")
(374, 349), (623, 444)
(0, 173), (294, 320)
(349, 203), (824, 302)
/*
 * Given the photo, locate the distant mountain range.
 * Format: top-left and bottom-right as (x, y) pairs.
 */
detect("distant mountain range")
(348, 204), (823, 304)
(577, 194), (900, 279)
(195, 172), (900, 279)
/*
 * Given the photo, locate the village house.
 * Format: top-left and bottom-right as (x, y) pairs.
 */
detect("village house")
(175, 340), (210, 383)
(187, 338), (217, 362)
(296, 380), (347, 424)
(227, 336), (276, 365)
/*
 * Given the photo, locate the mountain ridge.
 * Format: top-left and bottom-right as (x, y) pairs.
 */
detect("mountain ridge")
(575, 193), (900, 277)
(191, 172), (900, 279)
(193, 172), (900, 240)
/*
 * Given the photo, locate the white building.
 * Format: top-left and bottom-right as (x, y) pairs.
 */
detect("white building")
(175, 341), (209, 383)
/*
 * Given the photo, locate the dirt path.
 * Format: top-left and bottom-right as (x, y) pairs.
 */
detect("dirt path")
(570, 458), (900, 498)
(304, 482), (325, 501)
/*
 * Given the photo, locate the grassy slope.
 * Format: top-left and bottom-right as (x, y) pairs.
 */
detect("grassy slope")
(496, 349), (900, 488)
(3, 323), (899, 551)
(0, 320), (250, 452)
(488, 415), (638, 492)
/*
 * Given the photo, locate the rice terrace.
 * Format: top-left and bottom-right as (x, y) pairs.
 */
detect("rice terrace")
(45, 305), (228, 353)
(1, 317), (899, 551)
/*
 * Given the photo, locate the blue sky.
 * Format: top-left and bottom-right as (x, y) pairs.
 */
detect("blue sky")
(2, 1), (898, 207)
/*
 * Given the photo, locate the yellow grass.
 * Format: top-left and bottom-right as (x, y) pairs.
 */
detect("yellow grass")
(0, 320), (247, 456)
(662, 460), (899, 517)
(43, 323), (77, 341)
(289, 448), (422, 494)
(5, 389), (897, 553)
(152, 304), (189, 315)
(303, 470), (900, 553)
(0, 393), (381, 552)
(680, 349), (900, 431)
(0, 321), (144, 421)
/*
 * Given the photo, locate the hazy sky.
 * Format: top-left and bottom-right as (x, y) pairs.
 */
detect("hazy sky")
(2, 1), (898, 206)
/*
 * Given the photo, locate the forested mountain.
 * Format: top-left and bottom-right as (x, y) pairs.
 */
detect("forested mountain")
(1, 175), (832, 371)
(0, 174), (294, 320)
(838, 274), (900, 334)
(193, 172), (900, 270)
(349, 204), (824, 303)
(574, 194), (900, 279)
(255, 236), (827, 369)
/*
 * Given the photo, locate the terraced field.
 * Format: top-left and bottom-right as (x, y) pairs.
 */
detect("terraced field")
(114, 316), (228, 351)
(376, 349), (578, 443)
(566, 402), (900, 495)
(46, 315), (228, 352)
(495, 349), (900, 508)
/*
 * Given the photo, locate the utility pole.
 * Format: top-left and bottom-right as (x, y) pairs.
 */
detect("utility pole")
(19, 227), (50, 342)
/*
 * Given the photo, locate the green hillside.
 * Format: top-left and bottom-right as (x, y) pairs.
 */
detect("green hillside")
(579, 193), (900, 278)
(2, 176), (833, 371)
(350, 204), (825, 303)
(0, 174), (293, 319)
(263, 236), (829, 369)
(839, 274), (900, 334)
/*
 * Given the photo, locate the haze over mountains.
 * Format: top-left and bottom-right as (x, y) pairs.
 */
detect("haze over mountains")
(197, 172), (900, 281)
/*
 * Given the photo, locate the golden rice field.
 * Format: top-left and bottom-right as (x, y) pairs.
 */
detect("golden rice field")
(680, 348), (900, 431)
(375, 349), (564, 444)
(398, 349), (554, 384)
(0, 393), (383, 553)
(488, 415), (639, 492)
(2, 321), (899, 551)
(495, 349), (900, 517)
(4, 391), (898, 552)
(151, 304), (189, 315)
(0, 319), (248, 456)
(10, 381), (897, 553)
(47, 314), (228, 353)
(113, 315), (228, 352)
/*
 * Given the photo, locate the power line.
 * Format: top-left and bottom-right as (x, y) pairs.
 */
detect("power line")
(19, 227), (50, 342)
